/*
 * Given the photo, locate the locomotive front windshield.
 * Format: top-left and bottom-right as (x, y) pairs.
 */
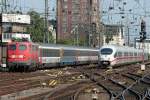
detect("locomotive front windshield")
(8, 44), (16, 50)
(19, 45), (27, 50)
(100, 48), (113, 55)
(8, 44), (27, 50)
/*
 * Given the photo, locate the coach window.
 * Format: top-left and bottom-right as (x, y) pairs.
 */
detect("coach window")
(42, 49), (45, 56)
(140, 53), (143, 56)
(88, 51), (91, 56)
(64, 50), (76, 56)
(129, 52), (132, 56)
(49, 49), (60, 57)
(92, 51), (97, 56)
(91, 51), (96, 56)
(138, 52), (140, 56)
(134, 52), (137, 56)
(138, 53), (140, 56)
(45, 49), (48, 56)
(45, 49), (47, 57)
(114, 53), (117, 57)
(8, 44), (16, 50)
(124, 52), (128, 56)
(43, 49), (46, 56)
(19, 45), (27, 50)
(80, 51), (88, 56)
(42, 49), (60, 57)
(118, 52), (122, 57)
(93, 51), (97, 56)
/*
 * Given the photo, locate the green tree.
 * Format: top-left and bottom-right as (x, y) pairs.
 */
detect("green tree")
(105, 32), (113, 44)
(78, 38), (86, 46)
(57, 39), (74, 45)
(27, 11), (54, 43)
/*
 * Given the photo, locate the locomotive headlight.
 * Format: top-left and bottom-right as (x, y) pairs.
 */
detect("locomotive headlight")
(10, 55), (16, 58)
(18, 55), (24, 58)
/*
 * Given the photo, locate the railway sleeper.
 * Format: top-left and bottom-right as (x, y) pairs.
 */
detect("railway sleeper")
(83, 72), (117, 99)
(122, 89), (141, 100)
(108, 79), (127, 89)
(93, 72), (129, 98)
(96, 82), (116, 99)
(127, 72), (142, 78)
(128, 82), (150, 99)
(122, 74), (140, 81)
(140, 78), (150, 85)
(115, 78), (145, 99)
(98, 80), (124, 97)
(144, 76), (150, 80)
(142, 89), (150, 100)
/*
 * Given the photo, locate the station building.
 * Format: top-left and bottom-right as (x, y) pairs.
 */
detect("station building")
(0, 14), (31, 43)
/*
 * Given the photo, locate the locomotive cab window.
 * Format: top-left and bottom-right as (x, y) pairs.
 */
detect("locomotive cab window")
(8, 44), (16, 50)
(100, 48), (113, 55)
(19, 45), (27, 50)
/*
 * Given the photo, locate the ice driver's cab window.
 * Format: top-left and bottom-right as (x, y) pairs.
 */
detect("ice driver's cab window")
(100, 48), (113, 55)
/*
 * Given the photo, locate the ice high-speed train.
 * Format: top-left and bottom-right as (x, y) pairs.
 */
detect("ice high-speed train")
(99, 45), (148, 67)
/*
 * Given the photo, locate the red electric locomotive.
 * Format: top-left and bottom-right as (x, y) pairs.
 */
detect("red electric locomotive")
(7, 41), (39, 71)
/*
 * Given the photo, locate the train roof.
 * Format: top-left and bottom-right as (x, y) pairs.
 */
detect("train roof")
(101, 44), (133, 49)
(7, 41), (99, 51)
(7, 41), (39, 45)
(100, 44), (142, 52)
(39, 43), (99, 51)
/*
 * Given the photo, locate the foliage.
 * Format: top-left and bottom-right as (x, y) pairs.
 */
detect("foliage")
(105, 36), (114, 44)
(57, 37), (88, 46)
(27, 11), (54, 43)
(78, 38), (87, 46)
(105, 32), (113, 44)
(11, 37), (29, 42)
(57, 39), (74, 45)
(49, 19), (57, 30)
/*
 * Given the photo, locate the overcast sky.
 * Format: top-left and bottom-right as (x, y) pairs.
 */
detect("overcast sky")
(101, 0), (150, 43)
(17, 0), (150, 43)
(6, 0), (150, 43)
(7, 0), (56, 19)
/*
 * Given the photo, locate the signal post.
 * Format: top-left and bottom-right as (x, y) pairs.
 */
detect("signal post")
(139, 19), (146, 71)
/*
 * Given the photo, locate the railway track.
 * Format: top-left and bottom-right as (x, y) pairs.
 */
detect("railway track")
(44, 81), (93, 100)
(0, 68), (83, 99)
(117, 73), (150, 100)
(71, 64), (150, 100)
(40, 65), (108, 100)
(0, 63), (150, 100)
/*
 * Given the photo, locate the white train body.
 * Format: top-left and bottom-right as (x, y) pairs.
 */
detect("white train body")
(99, 45), (148, 67)
(39, 44), (99, 68)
